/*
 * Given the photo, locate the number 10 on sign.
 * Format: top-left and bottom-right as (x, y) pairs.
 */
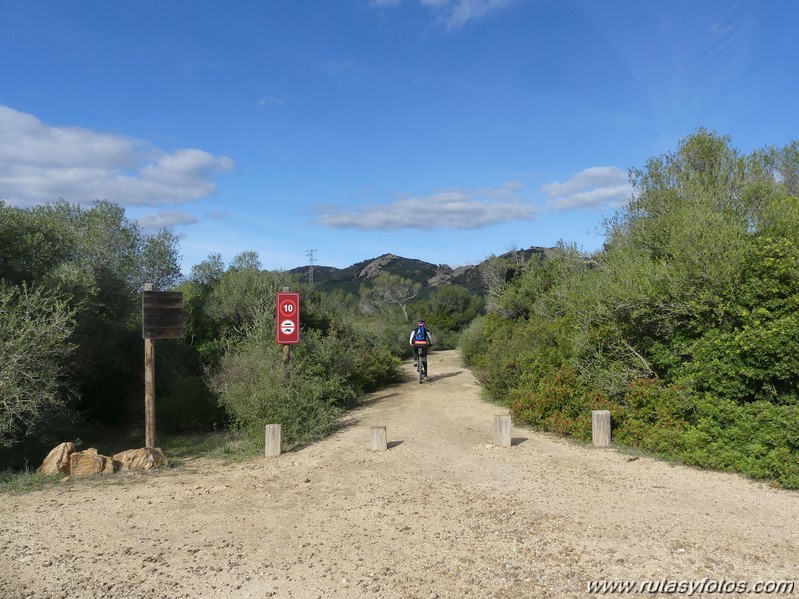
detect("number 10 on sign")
(276, 291), (300, 344)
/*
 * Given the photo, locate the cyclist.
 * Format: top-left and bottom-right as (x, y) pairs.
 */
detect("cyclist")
(409, 319), (433, 378)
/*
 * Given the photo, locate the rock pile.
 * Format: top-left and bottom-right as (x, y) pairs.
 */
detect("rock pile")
(37, 442), (167, 478)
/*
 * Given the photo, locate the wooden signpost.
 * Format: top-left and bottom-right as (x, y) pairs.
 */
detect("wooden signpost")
(142, 284), (184, 448)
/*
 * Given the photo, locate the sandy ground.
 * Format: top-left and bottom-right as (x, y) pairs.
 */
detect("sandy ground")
(2, 349), (798, 599)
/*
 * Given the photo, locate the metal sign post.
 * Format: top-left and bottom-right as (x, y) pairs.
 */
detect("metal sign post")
(276, 289), (300, 378)
(275, 290), (300, 345)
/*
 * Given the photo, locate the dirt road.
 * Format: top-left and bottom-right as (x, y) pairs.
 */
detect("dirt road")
(2, 350), (798, 598)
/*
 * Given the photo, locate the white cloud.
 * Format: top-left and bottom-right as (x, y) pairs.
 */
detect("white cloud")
(257, 96), (286, 107)
(0, 105), (234, 208)
(370, 0), (516, 29)
(136, 211), (199, 230)
(444, 0), (516, 29)
(318, 181), (535, 230)
(542, 166), (632, 211)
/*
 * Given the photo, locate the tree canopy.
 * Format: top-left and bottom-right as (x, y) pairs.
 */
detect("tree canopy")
(462, 130), (799, 488)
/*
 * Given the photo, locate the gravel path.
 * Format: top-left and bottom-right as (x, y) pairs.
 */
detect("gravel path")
(2, 349), (798, 598)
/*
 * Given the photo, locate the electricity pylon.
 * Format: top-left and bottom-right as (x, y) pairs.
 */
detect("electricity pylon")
(306, 249), (317, 289)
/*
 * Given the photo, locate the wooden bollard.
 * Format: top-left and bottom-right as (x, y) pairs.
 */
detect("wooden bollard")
(494, 415), (512, 447)
(265, 424), (282, 457)
(370, 427), (388, 452)
(592, 410), (611, 447)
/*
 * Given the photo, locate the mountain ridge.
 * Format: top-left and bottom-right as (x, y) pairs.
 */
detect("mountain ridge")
(289, 246), (555, 296)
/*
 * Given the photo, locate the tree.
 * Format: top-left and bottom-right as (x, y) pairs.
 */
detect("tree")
(204, 252), (295, 337)
(360, 273), (421, 321)
(190, 253), (225, 287)
(425, 284), (483, 331)
(138, 229), (182, 291)
(0, 200), (185, 429)
(0, 284), (76, 449)
(230, 250), (261, 271)
(479, 254), (511, 301)
(462, 129), (799, 487)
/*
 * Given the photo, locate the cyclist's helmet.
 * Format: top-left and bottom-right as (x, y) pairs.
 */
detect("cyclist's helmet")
(418, 320), (426, 326)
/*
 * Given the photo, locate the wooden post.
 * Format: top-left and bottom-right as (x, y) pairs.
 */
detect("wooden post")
(143, 283), (156, 449)
(592, 410), (611, 447)
(494, 414), (512, 447)
(282, 343), (291, 374)
(265, 424), (282, 457)
(370, 427), (388, 451)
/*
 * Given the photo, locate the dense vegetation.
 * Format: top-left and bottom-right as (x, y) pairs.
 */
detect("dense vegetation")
(0, 200), (182, 467)
(461, 130), (799, 488)
(1, 202), (475, 469)
(175, 253), (403, 451)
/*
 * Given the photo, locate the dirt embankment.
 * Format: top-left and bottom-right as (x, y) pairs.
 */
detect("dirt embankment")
(2, 350), (798, 598)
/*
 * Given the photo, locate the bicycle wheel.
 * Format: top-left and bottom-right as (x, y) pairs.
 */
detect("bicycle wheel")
(418, 350), (424, 384)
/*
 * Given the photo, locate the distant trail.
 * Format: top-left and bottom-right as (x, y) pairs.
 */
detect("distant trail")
(2, 350), (798, 598)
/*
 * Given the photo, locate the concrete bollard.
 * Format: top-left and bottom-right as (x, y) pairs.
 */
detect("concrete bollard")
(592, 410), (611, 448)
(265, 424), (283, 457)
(494, 414), (512, 447)
(370, 427), (388, 451)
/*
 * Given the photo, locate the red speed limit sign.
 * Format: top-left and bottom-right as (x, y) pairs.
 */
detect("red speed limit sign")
(276, 291), (300, 344)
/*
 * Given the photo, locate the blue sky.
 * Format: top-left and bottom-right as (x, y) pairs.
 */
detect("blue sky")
(1, 1), (798, 273)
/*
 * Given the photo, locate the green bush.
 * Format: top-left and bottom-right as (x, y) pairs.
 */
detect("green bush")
(459, 315), (487, 366)
(0, 284), (76, 451)
(679, 397), (799, 488)
(158, 375), (226, 433)
(1, 200), (182, 436)
(466, 131), (799, 488)
(509, 365), (618, 442)
(467, 314), (573, 403)
(211, 308), (402, 448)
(614, 379), (695, 455)
(415, 284), (484, 336)
(427, 327), (460, 351)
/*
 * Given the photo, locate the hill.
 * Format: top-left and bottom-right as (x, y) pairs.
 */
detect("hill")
(288, 246), (554, 297)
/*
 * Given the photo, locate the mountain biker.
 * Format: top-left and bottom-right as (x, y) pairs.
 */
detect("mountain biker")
(409, 319), (433, 378)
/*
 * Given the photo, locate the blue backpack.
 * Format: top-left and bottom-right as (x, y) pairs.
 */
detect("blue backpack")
(413, 326), (428, 345)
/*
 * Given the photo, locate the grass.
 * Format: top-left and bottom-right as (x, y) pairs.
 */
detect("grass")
(0, 468), (64, 494)
(479, 387), (509, 408)
(158, 429), (262, 465)
(0, 430), (263, 495)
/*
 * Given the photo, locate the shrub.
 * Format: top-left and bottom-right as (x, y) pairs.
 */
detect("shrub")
(213, 326), (344, 446)
(510, 365), (618, 442)
(0, 284), (76, 450)
(614, 379), (695, 455)
(158, 375), (226, 433)
(211, 309), (402, 448)
(678, 397), (799, 488)
(459, 315), (486, 366)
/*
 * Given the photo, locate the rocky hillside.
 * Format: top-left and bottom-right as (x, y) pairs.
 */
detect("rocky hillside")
(289, 246), (554, 297)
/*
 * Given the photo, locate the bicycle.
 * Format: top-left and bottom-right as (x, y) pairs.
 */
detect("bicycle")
(413, 344), (428, 384)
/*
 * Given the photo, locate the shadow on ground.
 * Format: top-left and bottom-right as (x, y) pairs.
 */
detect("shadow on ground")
(425, 371), (463, 383)
(360, 392), (400, 407)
